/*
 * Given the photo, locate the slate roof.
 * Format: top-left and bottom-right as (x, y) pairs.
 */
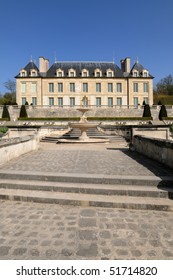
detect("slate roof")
(129, 62), (154, 78)
(16, 60), (153, 79)
(15, 61), (41, 77)
(46, 62), (124, 78)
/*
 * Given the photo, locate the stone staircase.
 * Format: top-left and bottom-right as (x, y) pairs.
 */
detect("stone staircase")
(41, 127), (128, 145)
(0, 170), (173, 211)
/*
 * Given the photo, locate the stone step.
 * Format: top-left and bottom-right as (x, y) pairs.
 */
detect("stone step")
(0, 179), (172, 198)
(0, 187), (173, 211)
(0, 170), (173, 188)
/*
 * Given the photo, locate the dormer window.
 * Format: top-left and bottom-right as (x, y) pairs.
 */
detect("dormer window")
(68, 68), (76, 77)
(20, 70), (27, 77)
(57, 69), (64, 77)
(69, 72), (74, 77)
(82, 69), (89, 77)
(31, 70), (37, 76)
(95, 69), (102, 77)
(107, 69), (114, 77)
(133, 71), (138, 77)
(143, 71), (148, 77)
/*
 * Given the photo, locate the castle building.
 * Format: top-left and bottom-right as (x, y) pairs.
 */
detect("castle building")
(15, 57), (154, 107)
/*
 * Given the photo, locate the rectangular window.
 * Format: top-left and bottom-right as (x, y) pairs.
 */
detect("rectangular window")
(134, 97), (138, 107)
(96, 83), (101, 92)
(83, 71), (88, 77)
(108, 83), (113, 92)
(70, 83), (75, 92)
(133, 83), (138, 92)
(96, 97), (101, 107)
(107, 72), (112, 77)
(108, 97), (113, 107)
(70, 97), (75, 107)
(21, 83), (26, 93)
(117, 97), (122, 106)
(58, 97), (63, 107)
(49, 97), (54, 106)
(57, 72), (62, 77)
(58, 83), (63, 92)
(143, 97), (148, 104)
(22, 97), (26, 105)
(83, 83), (88, 92)
(32, 97), (37, 106)
(143, 83), (149, 92)
(31, 83), (37, 93)
(117, 83), (122, 93)
(69, 72), (74, 77)
(49, 83), (54, 93)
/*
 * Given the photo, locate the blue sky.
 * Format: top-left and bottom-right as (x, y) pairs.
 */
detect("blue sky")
(0, 0), (173, 93)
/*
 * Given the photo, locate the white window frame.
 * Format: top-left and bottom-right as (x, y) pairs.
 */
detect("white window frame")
(117, 97), (122, 106)
(108, 97), (113, 107)
(108, 83), (113, 92)
(31, 83), (37, 93)
(96, 83), (101, 92)
(143, 83), (149, 92)
(49, 97), (54, 106)
(133, 83), (138, 92)
(70, 97), (75, 107)
(21, 83), (26, 93)
(58, 97), (63, 107)
(117, 83), (122, 93)
(32, 97), (37, 106)
(58, 83), (63, 92)
(70, 83), (75, 92)
(96, 97), (101, 107)
(49, 83), (54, 93)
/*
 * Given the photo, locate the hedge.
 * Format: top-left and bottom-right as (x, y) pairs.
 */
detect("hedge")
(18, 117), (81, 121)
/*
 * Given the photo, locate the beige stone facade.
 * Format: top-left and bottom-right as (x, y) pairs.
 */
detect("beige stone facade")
(15, 57), (153, 107)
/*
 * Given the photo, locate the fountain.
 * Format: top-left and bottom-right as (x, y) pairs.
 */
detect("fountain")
(57, 108), (109, 144)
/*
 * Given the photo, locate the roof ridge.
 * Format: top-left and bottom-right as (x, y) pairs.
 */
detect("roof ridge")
(55, 61), (114, 63)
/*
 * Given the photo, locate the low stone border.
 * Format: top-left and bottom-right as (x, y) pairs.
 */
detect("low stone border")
(0, 135), (38, 166)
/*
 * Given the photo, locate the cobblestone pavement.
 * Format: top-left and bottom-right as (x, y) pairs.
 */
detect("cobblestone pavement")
(0, 142), (172, 176)
(0, 142), (173, 260)
(0, 200), (173, 260)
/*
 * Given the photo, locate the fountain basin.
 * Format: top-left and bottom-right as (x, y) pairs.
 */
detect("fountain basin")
(57, 107), (109, 144)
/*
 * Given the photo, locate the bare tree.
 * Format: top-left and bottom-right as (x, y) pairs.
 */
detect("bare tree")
(4, 79), (16, 93)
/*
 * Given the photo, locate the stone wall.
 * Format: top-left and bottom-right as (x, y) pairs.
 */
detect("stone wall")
(132, 135), (173, 169)
(0, 135), (38, 166)
(0, 105), (173, 121)
(132, 127), (171, 140)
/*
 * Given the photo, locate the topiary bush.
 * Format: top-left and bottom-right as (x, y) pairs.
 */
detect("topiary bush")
(19, 105), (28, 118)
(142, 104), (152, 118)
(159, 104), (167, 120)
(2, 105), (10, 120)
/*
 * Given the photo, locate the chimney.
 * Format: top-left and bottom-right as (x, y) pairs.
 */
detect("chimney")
(120, 59), (125, 72)
(120, 57), (130, 73)
(39, 57), (49, 73)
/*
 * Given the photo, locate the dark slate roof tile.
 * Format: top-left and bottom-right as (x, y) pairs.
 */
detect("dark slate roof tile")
(46, 62), (124, 77)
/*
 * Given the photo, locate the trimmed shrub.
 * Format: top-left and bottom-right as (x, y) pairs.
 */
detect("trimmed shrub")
(159, 104), (167, 120)
(19, 105), (28, 118)
(0, 127), (8, 134)
(2, 105), (10, 120)
(142, 104), (152, 118)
